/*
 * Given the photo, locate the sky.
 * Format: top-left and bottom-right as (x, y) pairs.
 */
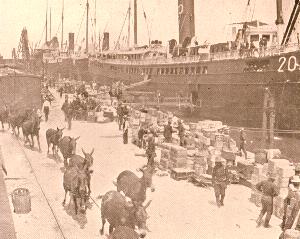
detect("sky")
(0, 0), (278, 58)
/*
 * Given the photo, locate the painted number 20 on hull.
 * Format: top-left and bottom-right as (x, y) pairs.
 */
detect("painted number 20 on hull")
(278, 56), (299, 72)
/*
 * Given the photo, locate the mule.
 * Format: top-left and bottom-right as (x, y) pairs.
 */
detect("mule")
(46, 127), (64, 155)
(62, 165), (89, 215)
(22, 113), (42, 151)
(58, 136), (80, 168)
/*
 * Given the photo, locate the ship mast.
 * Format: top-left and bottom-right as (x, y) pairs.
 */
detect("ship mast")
(134, 0), (137, 45)
(128, 0), (131, 48)
(86, 0), (89, 53)
(46, 0), (48, 43)
(50, 8), (52, 40)
(61, 0), (64, 49)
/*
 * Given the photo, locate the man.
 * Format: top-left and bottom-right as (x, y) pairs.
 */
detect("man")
(239, 128), (247, 159)
(42, 98), (51, 122)
(138, 125), (147, 149)
(117, 103), (123, 131)
(123, 116), (129, 144)
(177, 119), (185, 146)
(146, 133), (156, 167)
(281, 164), (300, 230)
(164, 120), (173, 143)
(212, 157), (229, 207)
(61, 98), (69, 122)
(256, 173), (279, 228)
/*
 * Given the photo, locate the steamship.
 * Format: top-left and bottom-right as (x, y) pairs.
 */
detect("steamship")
(88, 0), (300, 130)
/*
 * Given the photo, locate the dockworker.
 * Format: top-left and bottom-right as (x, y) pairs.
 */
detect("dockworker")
(117, 103), (123, 130)
(138, 125), (147, 148)
(42, 98), (51, 122)
(146, 133), (156, 167)
(239, 128), (247, 159)
(212, 157), (229, 207)
(164, 120), (173, 143)
(256, 173), (279, 228)
(123, 115), (129, 144)
(281, 164), (300, 230)
(177, 119), (185, 146)
(61, 97), (70, 121)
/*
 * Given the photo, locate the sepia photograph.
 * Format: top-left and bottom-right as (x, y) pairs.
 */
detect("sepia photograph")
(1, 0), (300, 238)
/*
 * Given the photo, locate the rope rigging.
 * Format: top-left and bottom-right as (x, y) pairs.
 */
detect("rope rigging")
(140, 0), (151, 44)
(114, 7), (130, 50)
(76, 7), (87, 48)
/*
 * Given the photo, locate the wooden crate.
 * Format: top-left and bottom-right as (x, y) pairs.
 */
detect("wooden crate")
(170, 168), (194, 180)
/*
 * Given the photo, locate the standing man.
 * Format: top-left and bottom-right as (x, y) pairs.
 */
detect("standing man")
(61, 97), (69, 122)
(256, 173), (279, 228)
(117, 103), (123, 131)
(212, 157), (229, 207)
(281, 164), (300, 230)
(164, 120), (173, 143)
(123, 116), (129, 144)
(146, 133), (156, 167)
(177, 119), (185, 146)
(239, 128), (247, 159)
(42, 98), (51, 122)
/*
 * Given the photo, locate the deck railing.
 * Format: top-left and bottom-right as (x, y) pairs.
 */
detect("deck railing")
(91, 43), (300, 65)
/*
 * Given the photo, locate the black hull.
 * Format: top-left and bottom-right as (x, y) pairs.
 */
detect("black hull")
(89, 50), (300, 129)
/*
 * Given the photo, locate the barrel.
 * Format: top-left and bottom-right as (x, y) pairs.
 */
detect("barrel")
(283, 229), (300, 239)
(12, 188), (31, 214)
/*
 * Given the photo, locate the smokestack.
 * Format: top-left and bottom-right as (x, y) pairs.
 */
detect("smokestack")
(69, 33), (74, 52)
(178, 0), (195, 44)
(275, 0), (284, 44)
(275, 0), (284, 25)
(102, 32), (110, 51)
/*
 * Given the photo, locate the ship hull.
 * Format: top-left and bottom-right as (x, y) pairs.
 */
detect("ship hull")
(89, 50), (300, 129)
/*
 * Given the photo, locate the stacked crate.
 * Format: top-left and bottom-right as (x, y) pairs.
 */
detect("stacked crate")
(250, 159), (295, 220)
(159, 143), (172, 169)
(169, 145), (187, 169)
(194, 149), (209, 178)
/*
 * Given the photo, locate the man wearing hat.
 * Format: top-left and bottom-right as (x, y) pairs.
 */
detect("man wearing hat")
(122, 115), (129, 144)
(239, 128), (247, 159)
(256, 173), (279, 228)
(146, 132), (156, 167)
(164, 120), (173, 143)
(212, 157), (229, 207)
(281, 164), (300, 230)
(177, 119), (185, 147)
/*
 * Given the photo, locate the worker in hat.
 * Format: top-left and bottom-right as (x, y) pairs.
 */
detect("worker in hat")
(239, 128), (247, 159)
(164, 120), (173, 143)
(177, 119), (185, 147)
(146, 132), (156, 167)
(256, 173), (279, 228)
(281, 164), (300, 230)
(122, 115), (129, 144)
(212, 157), (229, 207)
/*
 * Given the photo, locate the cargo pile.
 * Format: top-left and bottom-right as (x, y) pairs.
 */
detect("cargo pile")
(128, 107), (239, 180)
(250, 150), (295, 219)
